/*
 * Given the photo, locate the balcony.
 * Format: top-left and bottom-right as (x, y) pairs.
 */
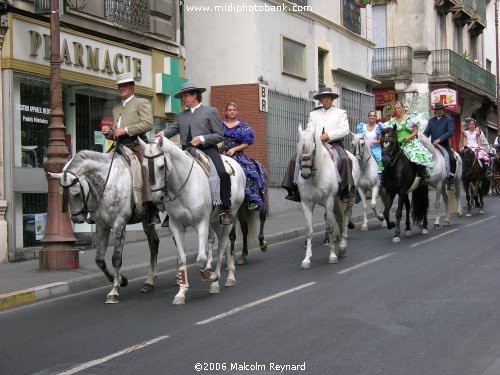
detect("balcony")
(105, 0), (150, 33)
(372, 46), (413, 81)
(430, 49), (496, 99)
(469, 0), (487, 36)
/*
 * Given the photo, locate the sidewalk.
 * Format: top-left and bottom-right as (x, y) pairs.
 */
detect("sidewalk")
(0, 201), (382, 310)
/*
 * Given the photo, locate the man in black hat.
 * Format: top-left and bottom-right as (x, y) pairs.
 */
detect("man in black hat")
(155, 82), (232, 225)
(424, 101), (456, 190)
(282, 87), (353, 203)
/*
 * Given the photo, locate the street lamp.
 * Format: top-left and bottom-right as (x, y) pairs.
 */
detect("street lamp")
(40, 0), (78, 270)
(0, 15), (9, 264)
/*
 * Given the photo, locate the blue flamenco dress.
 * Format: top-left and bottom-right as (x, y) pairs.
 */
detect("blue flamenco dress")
(356, 122), (383, 172)
(224, 122), (267, 209)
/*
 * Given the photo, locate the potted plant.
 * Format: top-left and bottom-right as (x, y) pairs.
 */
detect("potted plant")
(355, 0), (372, 7)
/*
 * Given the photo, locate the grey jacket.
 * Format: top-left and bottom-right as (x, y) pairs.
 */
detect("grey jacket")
(163, 105), (223, 147)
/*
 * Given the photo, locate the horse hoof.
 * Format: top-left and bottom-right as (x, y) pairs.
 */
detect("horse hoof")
(434, 223), (440, 230)
(479, 209), (484, 214)
(392, 237), (401, 243)
(172, 296), (185, 305)
(106, 295), (119, 304)
(444, 220), (450, 226)
(405, 230), (412, 237)
(300, 261), (311, 270)
(348, 222), (355, 230)
(209, 284), (220, 294)
(329, 256), (339, 264)
(421, 229), (428, 235)
(208, 272), (220, 283)
(323, 239), (330, 246)
(236, 256), (247, 265)
(466, 213), (472, 217)
(377, 215), (384, 222)
(120, 276), (128, 288)
(361, 225), (368, 231)
(457, 212), (463, 218)
(140, 283), (154, 293)
(260, 242), (268, 252)
(225, 278), (237, 287)
(338, 248), (347, 258)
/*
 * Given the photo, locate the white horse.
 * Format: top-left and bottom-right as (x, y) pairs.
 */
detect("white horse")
(140, 137), (246, 305)
(50, 150), (160, 304)
(351, 133), (384, 230)
(297, 127), (360, 268)
(419, 133), (463, 228)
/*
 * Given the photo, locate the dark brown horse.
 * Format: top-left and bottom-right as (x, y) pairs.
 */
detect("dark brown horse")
(461, 146), (489, 216)
(380, 127), (429, 242)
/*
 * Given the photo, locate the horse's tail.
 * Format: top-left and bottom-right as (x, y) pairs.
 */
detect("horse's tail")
(411, 184), (429, 223)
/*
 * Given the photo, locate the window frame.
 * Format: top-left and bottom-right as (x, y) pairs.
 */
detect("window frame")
(281, 35), (307, 80)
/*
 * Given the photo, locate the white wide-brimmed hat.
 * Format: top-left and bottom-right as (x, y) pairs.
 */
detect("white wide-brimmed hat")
(116, 72), (135, 85)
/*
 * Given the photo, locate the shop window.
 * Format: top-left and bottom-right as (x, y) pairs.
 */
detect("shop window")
(75, 93), (110, 153)
(282, 36), (307, 80)
(22, 193), (47, 248)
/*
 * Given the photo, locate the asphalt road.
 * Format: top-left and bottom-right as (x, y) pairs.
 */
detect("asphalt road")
(1, 198), (499, 375)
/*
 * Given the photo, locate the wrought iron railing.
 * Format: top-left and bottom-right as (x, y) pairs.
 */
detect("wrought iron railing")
(430, 49), (496, 97)
(105, 0), (150, 33)
(372, 46), (413, 77)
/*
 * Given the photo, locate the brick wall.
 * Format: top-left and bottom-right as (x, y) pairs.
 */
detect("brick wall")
(211, 84), (268, 169)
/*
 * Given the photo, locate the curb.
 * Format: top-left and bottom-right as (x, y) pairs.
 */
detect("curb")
(0, 210), (380, 311)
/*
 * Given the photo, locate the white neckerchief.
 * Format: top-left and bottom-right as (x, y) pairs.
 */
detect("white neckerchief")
(190, 102), (202, 113)
(117, 95), (135, 128)
(322, 106), (333, 114)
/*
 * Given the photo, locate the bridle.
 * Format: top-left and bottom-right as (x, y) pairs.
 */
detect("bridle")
(61, 170), (91, 217)
(143, 146), (195, 202)
(354, 136), (372, 167)
(299, 133), (317, 178)
(462, 147), (478, 177)
(381, 132), (403, 167)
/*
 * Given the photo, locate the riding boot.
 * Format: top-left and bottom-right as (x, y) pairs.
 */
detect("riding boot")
(416, 165), (430, 185)
(219, 206), (232, 225)
(145, 202), (161, 226)
(285, 188), (301, 202)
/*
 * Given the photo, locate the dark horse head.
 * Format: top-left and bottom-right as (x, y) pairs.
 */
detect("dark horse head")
(461, 146), (482, 181)
(380, 126), (401, 167)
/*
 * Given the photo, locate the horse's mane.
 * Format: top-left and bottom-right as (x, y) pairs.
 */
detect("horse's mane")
(297, 128), (317, 156)
(66, 150), (113, 171)
(418, 131), (435, 154)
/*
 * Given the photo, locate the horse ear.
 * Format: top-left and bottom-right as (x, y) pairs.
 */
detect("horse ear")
(297, 125), (303, 137)
(157, 136), (164, 149)
(138, 136), (148, 150)
(48, 172), (62, 180)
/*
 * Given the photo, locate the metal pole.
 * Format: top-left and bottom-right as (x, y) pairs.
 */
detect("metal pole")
(40, 0), (78, 270)
(496, 0), (500, 136)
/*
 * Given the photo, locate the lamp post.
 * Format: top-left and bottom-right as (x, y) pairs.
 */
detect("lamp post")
(40, 0), (78, 270)
(0, 15), (9, 264)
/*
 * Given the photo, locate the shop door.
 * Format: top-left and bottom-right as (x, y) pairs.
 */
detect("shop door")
(75, 93), (108, 152)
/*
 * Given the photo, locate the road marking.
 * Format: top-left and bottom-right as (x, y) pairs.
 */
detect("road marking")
(53, 335), (170, 375)
(410, 229), (459, 248)
(337, 253), (396, 275)
(196, 282), (316, 325)
(464, 215), (496, 227)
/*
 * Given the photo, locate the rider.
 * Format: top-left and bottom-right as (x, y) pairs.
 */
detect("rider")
(460, 118), (491, 178)
(155, 82), (233, 225)
(101, 72), (160, 225)
(357, 110), (383, 177)
(423, 101), (456, 190)
(386, 101), (434, 184)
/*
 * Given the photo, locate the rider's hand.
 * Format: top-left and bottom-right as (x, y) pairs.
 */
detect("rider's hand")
(114, 128), (126, 137)
(101, 125), (110, 135)
(433, 139), (441, 145)
(226, 148), (235, 156)
(155, 131), (165, 138)
(320, 133), (329, 142)
(190, 136), (202, 147)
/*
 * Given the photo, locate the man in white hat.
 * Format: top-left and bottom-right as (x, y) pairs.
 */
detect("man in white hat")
(155, 82), (232, 225)
(101, 72), (160, 225)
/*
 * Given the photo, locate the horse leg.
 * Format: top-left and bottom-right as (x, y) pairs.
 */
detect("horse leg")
(222, 224), (237, 288)
(383, 193), (396, 230)
(170, 222), (189, 305)
(106, 225), (127, 304)
(371, 184), (384, 222)
(258, 207), (268, 252)
(433, 183), (441, 229)
(404, 196), (412, 237)
(300, 202), (314, 269)
(229, 225), (236, 257)
(455, 175), (463, 217)
(325, 198), (338, 263)
(358, 187), (369, 231)
(339, 198), (354, 256)
(442, 187), (451, 226)
(392, 195), (405, 243)
(236, 219), (249, 265)
(140, 221), (159, 293)
(464, 182), (472, 216)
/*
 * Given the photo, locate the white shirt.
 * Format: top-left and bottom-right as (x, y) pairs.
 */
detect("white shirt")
(306, 105), (349, 141)
(190, 102), (202, 113)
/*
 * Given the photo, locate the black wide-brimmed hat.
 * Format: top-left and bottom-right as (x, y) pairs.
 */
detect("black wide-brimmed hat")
(174, 82), (206, 99)
(313, 87), (339, 100)
(434, 101), (446, 110)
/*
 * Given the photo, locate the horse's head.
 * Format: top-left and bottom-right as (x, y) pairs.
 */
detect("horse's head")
(461, 146), (479, 178)
(381, 126), (399, 167)
(140, 136), (171, 203)
(297, 127), (316, 179)
(352, 133), (367, 162)
(49, 170), (91, 224)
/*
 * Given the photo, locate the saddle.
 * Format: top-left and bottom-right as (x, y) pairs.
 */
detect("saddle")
(435, 144), (451, 177)
(186, 148), (235, 177)
(116, 145), (143, 213)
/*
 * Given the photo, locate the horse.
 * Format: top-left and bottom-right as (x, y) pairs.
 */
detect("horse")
(461, 146), (489, 216)
(49, 150), (159, 304)
(140, 137), (246, 304)
(380, 127), (429, 242)
(351, 133), (385, 230)
(296, 127), (357, 269)
(230, 197), (268, 265)
(419, 134), (463, 228)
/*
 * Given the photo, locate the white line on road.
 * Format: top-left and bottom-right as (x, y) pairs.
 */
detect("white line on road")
(337, 253), (396, 275)
(53, 335), (170, 375)
(410, 229), (459, 248)
(196, 282), (317, 325)
(464, 215), (496, 227)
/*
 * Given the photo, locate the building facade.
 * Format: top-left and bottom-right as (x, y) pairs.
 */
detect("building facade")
(0, 0), (185, 261)
(372, 0), (497, 149)
(183, 0), (377, 213)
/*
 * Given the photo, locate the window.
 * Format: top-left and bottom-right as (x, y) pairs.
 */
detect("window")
(282, 36), (307, 80)
(454, 23), (463, 55)
(343, 0), (361, 35)
(22, 193), (47, 248)
(486, 58), (492, 72)
(318, 49), (327, 89)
